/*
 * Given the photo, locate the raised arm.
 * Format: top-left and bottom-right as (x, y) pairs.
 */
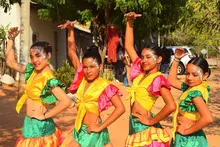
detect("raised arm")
(168, 48), (187, 90)
(6, 27), (26, 73)
(124, 12), (141, 62)
(58, 21), (80, 70)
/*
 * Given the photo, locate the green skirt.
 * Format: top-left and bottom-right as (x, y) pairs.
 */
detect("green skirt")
(22, 115), (56, 138)
(129, 114), (162, 134)
(72, 123), (110, 147)
(171, 130), (208, 147)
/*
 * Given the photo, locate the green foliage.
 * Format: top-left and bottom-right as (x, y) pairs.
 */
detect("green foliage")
(115, 0), (187, 38)
(0, 25), (8, 41)
(0, 25), (9, 59)
(208, 49), (217, 57)
(37, 9), (53, 20)
(80, 9), (93, 22)
(102, 68), (115, 81)
(0, 0), (21, 12)
(165, 0), (220, 56)
(33, 0), (80, 22)
(182, 0), (220, 34)
(54, 60), (76, 92)
(29, 0), (187, 43)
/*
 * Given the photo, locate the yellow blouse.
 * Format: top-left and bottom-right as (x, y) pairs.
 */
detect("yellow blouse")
(75, 77), (109, 132)
(16, 70), (55, 113)
(128, 72), (162, 111)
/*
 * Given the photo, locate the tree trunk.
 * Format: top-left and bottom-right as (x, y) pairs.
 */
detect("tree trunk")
(100, 43), (107, 64)
(18, 0), (30, 98)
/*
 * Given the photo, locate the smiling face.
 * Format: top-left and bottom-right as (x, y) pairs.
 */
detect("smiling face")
(30, 47), (50, 71)
(82, 57), (102, 82)
(185, 63), (207, 87)
(140, 48), (161, 72)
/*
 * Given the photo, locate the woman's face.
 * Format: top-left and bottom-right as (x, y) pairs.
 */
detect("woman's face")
(185, 63), (205, 87)
(82, 57), (101, 82)
(140, 49), (160, 71)
(30, 47), (49, 71)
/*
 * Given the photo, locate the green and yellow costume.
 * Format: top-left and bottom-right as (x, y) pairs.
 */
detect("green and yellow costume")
(125, 72), (170, 147)
(15, 63), (65, 147)
(171, 81), (210, 147)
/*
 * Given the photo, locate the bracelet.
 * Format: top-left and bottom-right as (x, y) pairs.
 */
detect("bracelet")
(174, 58), (180, 62)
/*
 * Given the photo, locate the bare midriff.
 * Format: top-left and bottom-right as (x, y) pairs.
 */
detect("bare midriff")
(131, 100), (151, 119)
(177, 112), (196, 129)
(26, 98), (47, 117)
(82, 111), (101, 125)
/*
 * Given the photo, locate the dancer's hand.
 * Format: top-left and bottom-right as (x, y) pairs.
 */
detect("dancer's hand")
(57, 21), (76, 29)
(176, 124), (188, 135)
(132, 112), (152, 125)
(87, 123), (102, 134)
(174, 48), (188, 60)
(124, 12), (142, 21)
(8, 27), (22, 40)
(29, 109), (45, 120)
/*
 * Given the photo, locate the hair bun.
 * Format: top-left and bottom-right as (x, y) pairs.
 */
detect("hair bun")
(86, 45), (99, 53)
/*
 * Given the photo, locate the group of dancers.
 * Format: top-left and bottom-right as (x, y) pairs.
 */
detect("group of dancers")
(5, 12), (213, 147)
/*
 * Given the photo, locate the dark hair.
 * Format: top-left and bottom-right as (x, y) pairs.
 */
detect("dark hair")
(82, 45), (102, 64)
(142, 46), (171, 64)
(30, 41), (52, 54)
(188, 57), (211, 77)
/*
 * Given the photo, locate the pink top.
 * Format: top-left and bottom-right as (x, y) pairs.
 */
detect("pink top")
(68, 64), (122, 112)
(130, 57), (171, 96)
(130, 57), (143, 81)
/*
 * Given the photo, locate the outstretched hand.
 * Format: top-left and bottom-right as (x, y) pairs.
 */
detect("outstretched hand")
(58, 21), (76, 29)
(8, 27), (22, 40)
(124, 12), (142, 21)
(132, 111), (152, 126)
(174, 48), (188, 60)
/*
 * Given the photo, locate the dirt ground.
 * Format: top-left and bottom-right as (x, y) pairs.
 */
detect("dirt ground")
(0, 69), (220, 147)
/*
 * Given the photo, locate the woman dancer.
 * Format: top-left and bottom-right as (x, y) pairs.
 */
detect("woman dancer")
(6, 27), (71, 146)
(58, 21), (125, 147)
(124, 12), (176, 147)
(168, 48), (213, 147)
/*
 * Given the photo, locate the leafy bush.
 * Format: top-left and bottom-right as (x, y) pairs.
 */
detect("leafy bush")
(208, 49), (217, 58)
(55, 60), (75, 92)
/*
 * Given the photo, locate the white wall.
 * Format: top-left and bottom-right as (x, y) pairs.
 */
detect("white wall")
(56, 29), (67, 68)
(30, 8), (55, 66)
(0, 3), (21, 61)
(30, 8), (67, 69)
(0, 3), (21, 80)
